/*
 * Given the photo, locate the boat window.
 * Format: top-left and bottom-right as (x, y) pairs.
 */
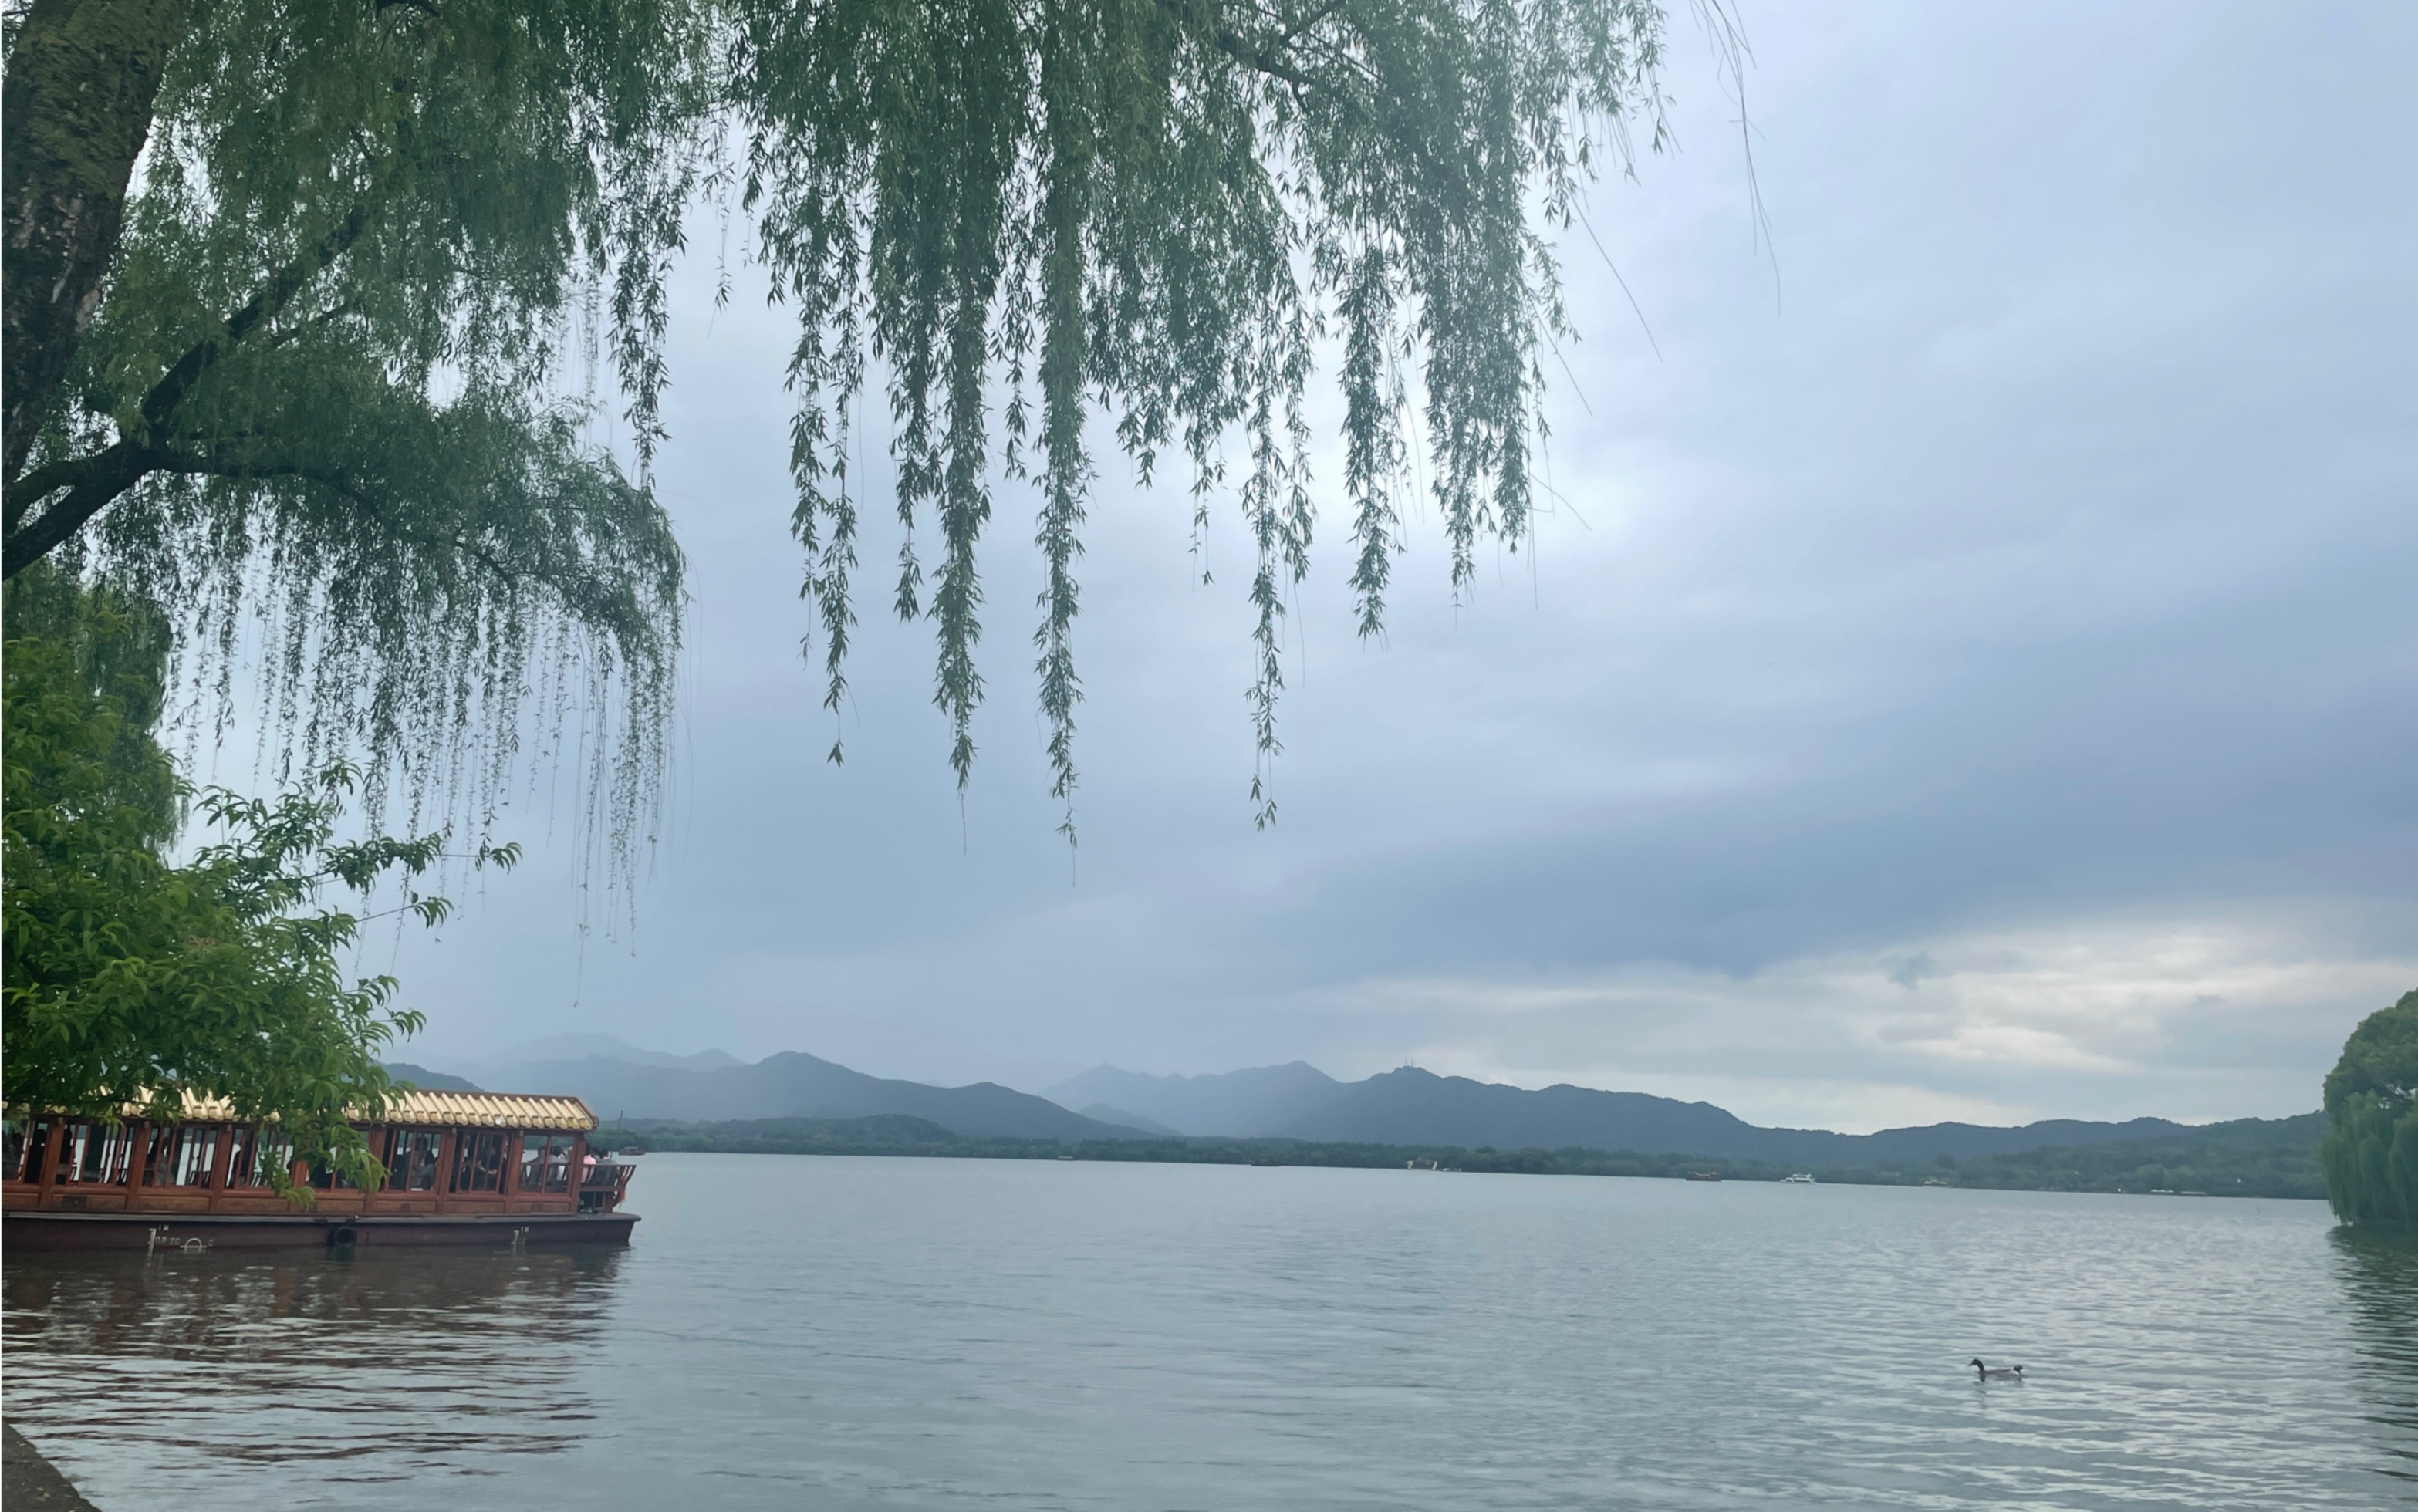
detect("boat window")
(451, 1130), (505, 1193)
(242, 1127), (295, 1185)
(3, 1116), (49, 1183)
(54, 1122), (133, 1184)
(143, 1125), (221, 1187)
(308, 1148), (362, 1190)
(226, 1128), (295, 1187)
(225, 1126), (256, 1185)
(186, 1126), (219, 1186)
(519, 1133), (576, 1193)
(385, 1129), (442, 1191)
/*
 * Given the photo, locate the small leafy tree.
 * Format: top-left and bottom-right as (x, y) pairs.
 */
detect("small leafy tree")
(2, 568), (512, 1187)
(2319, 988), (2418, 1228)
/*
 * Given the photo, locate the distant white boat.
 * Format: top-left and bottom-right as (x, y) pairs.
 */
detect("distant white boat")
(1781, 1173), (1817, 1184)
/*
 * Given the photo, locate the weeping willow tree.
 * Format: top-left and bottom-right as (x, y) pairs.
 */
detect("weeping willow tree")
(2321, 989), (2418, 1228)
(4, 0), (709, 892)
(5, 0), (1687, 852)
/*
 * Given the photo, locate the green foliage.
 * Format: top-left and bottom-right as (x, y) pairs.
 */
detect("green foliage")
(597, 1109), (2328, 1200)
(2, 569), (513, 1189)
(1947, 1113), (2325, 1200)
(8, 0), (698, 890)
(2321, 989), (2418, 1227)
(8, 0), (1687, 840)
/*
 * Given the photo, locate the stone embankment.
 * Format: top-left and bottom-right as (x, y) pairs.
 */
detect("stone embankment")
(3, 1423), (98, 1511)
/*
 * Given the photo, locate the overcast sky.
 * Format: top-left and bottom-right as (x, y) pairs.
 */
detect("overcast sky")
(343, 0), (2413, 1132)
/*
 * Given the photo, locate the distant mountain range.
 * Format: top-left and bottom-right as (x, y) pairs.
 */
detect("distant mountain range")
(425, 1038), (1147, 1141)
(1042, 1062), (2213, 1166)
(470, 1033), (743, 1074)
(1048, 1062), (1344, 1137)
(382, 1061), (484, 1092)
(413, 1038), (2268, 1166)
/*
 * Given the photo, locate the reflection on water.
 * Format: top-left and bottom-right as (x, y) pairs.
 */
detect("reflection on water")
(3, 1247), (623, 1480)
(2334, 1228), (2418, 1486)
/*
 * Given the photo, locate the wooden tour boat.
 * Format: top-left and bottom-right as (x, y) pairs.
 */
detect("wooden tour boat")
(3, 1089), (638, 1252)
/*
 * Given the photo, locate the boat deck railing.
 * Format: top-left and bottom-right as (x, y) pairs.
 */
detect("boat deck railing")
(579, 1161), (635, 1213)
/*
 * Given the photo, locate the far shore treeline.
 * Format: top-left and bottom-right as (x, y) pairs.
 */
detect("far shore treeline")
(593, 1109), (2327, 1200)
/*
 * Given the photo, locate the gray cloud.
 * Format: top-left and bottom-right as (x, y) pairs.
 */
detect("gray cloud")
(1888, 955), (1939, 991)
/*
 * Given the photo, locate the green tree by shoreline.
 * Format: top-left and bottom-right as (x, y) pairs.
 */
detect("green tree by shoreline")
(2, 569), (508, 1187)
(2321, 988), (2418, 1228)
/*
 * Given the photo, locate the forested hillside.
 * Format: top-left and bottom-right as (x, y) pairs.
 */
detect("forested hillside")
(600, 1109), (2323, 1199)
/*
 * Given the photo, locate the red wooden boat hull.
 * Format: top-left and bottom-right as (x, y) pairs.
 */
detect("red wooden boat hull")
(4, 1208), (638, 1252)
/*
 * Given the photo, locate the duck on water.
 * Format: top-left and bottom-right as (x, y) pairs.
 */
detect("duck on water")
(1968, 1358), (2025, 1382)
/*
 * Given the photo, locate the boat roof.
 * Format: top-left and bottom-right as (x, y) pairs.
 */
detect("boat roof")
(357, 1090), (599, 1131)
(19, 1089), (601, 1132)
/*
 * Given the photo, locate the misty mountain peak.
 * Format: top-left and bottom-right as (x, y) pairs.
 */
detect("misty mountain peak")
(485, 1033), (743, 1072)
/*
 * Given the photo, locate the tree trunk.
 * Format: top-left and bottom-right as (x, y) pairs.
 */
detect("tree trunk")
(2, 0), (190, 484)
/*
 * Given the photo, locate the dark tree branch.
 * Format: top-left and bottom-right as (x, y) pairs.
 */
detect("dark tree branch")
(1205, 25), (1319, 94)
(1157, 0), (1326, 95)
(156, 447), (576, 591)
(2, 199), (375, 579)
(152, 447), (366, 498)
(139, 201), (373, 434)
(5, 434), (555, 589)
(2, 0), (192, 484)
(4, 454), (99, 531)
(265, 303), (360, 348)
(1275, 0), (1342, 49)
(0, 439), (167, 579)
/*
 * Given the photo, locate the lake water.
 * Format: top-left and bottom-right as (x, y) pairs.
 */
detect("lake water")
(5, 1154), (2413, 1510)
